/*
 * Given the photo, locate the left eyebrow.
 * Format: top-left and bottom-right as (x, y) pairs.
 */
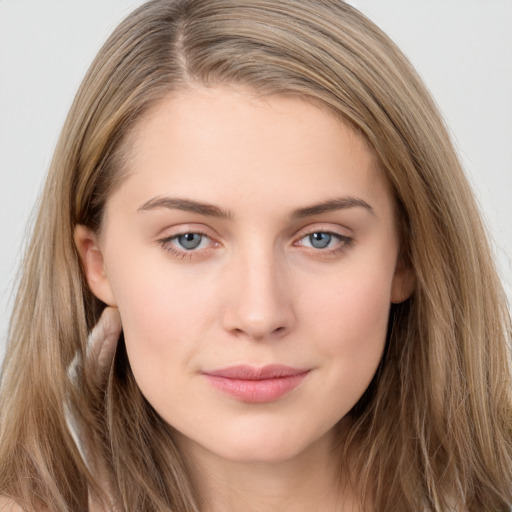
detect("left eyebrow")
(290, 196), (375, 219)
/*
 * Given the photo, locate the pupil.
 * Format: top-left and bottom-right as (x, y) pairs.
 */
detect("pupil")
(309, 232), (331, 249)
(178, 233), (202, 250)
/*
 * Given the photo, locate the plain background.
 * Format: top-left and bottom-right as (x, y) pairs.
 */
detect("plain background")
(1, 1), (511, 357)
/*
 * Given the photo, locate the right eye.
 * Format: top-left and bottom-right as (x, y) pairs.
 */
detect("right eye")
(158, 230), (218, 259)
(174, 233), (206, 250)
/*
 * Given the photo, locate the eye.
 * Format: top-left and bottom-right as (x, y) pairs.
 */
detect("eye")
(175, 233), (205, 250)
(299, 231), (343, 249)
(294, 229), (353, 255)
(304, 232), (335, 249)
(159, 230), (217, 257)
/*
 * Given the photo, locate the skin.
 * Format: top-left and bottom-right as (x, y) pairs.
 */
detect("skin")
(75, 85), (414, 512)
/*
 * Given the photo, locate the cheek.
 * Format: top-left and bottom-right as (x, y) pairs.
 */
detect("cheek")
(105, 257), (220, 371)
(298, 268), (392, 423)
(303, 260), (394, 372)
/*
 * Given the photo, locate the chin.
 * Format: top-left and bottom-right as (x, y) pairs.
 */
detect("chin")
(206, 427), (332, 466)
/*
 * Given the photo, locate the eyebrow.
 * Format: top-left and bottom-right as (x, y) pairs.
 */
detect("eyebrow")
(137, 195), (374, 219)
(137, 196), (233, 219)
(290, 197), (374, 218)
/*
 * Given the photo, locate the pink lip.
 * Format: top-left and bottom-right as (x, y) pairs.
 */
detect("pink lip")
(203, 365), (310, 403)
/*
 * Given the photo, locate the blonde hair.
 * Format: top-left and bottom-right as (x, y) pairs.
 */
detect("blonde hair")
(1, 1), (511, 510)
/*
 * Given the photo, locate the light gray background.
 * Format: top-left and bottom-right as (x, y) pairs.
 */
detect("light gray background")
(1, 1), (511, 355)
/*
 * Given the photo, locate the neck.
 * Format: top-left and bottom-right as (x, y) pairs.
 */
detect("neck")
(176, 430), (362, 512)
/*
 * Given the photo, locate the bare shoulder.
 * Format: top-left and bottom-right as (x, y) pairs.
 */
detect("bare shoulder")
(0, 496), (27, 511)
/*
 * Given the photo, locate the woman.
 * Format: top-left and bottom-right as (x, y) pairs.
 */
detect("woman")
(1, 0), (511, 511)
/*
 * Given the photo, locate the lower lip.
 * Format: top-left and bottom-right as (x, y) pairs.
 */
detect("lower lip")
(204, 372), (309, 403)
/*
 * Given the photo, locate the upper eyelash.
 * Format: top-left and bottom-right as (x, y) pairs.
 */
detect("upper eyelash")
(295, 229), (353, 249)
(158, 231), (212, 259)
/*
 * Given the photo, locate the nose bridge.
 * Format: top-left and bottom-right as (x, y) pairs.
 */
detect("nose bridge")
(222, 240), (294, 340)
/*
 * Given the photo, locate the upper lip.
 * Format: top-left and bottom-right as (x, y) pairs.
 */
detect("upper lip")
(203, 364), (309, 380)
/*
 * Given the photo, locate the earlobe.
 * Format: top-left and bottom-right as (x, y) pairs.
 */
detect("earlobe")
(390, 262), (416, 304)
(74, 224), (116, 306)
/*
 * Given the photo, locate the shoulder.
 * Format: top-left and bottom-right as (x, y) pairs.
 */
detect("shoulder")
(0, 497), (25, 511)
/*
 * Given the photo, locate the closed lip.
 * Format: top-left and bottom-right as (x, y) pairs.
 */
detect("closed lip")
(202, 364), (310, 380)
(202, 364), (311, 403)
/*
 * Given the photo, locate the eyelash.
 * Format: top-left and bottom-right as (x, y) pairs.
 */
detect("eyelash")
(158, 228), (353, 260)
(294, 229), (353, 256)
(158, 230), (214, 260)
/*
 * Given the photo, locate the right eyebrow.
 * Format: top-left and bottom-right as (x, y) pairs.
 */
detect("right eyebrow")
(137, 196), (234, 220)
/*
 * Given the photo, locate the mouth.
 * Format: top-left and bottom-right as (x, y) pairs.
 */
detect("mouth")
(202, 364), (310, 403)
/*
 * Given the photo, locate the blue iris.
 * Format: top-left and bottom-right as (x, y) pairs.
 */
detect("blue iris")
(177, 233), (203, 250)
(309, 232), (332, 249)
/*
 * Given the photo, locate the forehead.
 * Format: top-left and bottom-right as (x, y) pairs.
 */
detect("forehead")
(107, 86), (393, 220)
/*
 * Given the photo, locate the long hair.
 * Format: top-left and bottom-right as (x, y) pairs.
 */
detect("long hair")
(1, 1), (511, 510)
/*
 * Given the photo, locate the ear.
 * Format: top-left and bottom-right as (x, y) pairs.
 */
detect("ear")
(390, 257), (416, 304)
(74, 224), (116, 306)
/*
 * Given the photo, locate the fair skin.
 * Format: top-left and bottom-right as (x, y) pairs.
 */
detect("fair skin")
(74, 86), (413, 512)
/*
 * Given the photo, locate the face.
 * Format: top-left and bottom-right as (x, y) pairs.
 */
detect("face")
(77, 86), (412, 466)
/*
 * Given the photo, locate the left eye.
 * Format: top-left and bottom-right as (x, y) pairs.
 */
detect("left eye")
(170, 233), (210, 250)
(299, 232), (342, 249)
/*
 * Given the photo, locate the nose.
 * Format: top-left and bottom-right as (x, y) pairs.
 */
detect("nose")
(221, 246), (296, 341)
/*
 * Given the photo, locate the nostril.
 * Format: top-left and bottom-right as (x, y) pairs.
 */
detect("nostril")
(220, 270), (296, 340)
(228, 324), (288, 341)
